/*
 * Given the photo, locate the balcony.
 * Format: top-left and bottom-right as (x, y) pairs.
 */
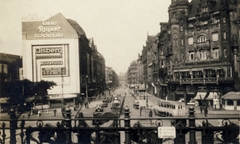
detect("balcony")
(194, 40), (210, 50)
(171, 77), (234, 85)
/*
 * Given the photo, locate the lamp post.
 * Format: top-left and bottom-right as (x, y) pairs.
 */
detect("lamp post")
(86, 75), (88, 100)
(61, 68), (64, 106)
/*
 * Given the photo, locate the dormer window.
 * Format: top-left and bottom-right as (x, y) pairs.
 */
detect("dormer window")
(197, 35), (206, 43)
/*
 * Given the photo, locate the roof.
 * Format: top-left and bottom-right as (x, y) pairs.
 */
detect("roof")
(222, 92), (240, 100)
(188, 0), (225, 18)
(0, 53), (21, 63)
(67, 18), (86, 36)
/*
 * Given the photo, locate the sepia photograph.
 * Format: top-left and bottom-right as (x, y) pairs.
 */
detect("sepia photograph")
(0, 0), (240, 143)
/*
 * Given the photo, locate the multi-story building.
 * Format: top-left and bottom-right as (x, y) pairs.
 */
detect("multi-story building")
(127, 60), (139, 88)
(105, 67), (119, 89)
(0, 53), (22, 112)
(166, 0), (240, 106)
(22, 13), (106, 107)
(105, 67), (113, 89)
(139, 0), (240, 109)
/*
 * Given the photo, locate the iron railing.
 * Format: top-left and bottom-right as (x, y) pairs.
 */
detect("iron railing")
(0, 106), (239, 144)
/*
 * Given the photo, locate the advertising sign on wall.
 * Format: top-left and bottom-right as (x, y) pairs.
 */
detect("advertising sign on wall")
(32, 44), (69, 84)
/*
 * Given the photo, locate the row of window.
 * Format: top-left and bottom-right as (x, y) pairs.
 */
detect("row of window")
(174, 67), (232, 76)
(187, 32), (227, 45)
(188, 48), (220, 61)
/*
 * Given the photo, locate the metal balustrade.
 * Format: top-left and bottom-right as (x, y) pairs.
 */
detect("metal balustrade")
(0, 106), (239, 144)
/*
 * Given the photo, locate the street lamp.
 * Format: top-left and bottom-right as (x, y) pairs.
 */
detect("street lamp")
(86, 75), (88, 100)
(61, 68), (64, 106)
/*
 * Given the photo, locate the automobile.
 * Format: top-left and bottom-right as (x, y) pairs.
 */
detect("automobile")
(102, 100), (108, 107)
(133, 100), (139, 109)
(93, 105), (103, 117)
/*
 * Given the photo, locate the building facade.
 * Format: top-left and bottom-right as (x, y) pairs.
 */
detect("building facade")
(139, 0), (240, 109)
(0, 53), (22, 112)
(22, 13), (106, 107)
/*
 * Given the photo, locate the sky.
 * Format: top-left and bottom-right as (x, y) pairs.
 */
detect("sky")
(0, 0), (171, 74)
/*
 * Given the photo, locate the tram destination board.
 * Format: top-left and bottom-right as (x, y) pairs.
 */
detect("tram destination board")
(158, 127), (176, 138)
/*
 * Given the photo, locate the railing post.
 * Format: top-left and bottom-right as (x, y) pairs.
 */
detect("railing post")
(188, 106), (197, 144)
(9, 107), (17, 144)
(124, 106), (131, 144)
(65, 107), (72, 144)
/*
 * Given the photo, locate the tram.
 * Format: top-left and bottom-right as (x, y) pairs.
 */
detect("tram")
(154, 99), (186, 117)
(110, 94), (125, 116)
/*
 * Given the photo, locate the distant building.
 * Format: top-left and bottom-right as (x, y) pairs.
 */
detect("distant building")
(127, 60), (139, 88)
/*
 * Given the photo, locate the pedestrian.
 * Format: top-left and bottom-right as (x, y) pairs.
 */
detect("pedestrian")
(149, 108), (153, 125)
(54, 109), (57, 117)
(200, 106), (203, 113)
(203, 105), (208, 116)
(140, 107), (143, 116)
(38, 111), (41, 117)
(28, 112), (31, 119)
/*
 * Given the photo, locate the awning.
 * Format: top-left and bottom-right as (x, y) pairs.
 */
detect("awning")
(222, 92), (240, 100)
(49, 94), (77, 100)
(194, 92), (207, 100)
(206, 92), (219, 100)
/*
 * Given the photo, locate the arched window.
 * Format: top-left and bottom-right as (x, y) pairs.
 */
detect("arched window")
(197, 35), (206, 43)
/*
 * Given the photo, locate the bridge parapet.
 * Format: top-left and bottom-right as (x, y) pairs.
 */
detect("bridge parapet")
(0, 106), (239, 144)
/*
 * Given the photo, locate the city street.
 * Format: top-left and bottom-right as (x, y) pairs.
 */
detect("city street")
(0, 84), (240, 143)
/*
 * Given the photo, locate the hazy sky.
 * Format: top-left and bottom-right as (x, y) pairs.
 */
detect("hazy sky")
(0, 0), (171, 74)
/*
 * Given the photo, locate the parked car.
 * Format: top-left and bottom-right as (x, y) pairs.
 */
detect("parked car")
(133, 100), (139, 109)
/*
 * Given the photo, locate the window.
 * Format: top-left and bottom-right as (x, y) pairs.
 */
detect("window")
(189, 52), (194, 61)
(227, 67), (231, 77)
(212, 32), (219, 41)
(181, 39), (184, 45)
(197, 35), (206, 43)
(200, 50), (207, 60)
(212, 48), (219, 59)
(223, 32), (226, 40)
(223, 17), (226, 23)
(188, 37), (193, 45)
(213, 18), (219, 23)
(224, 49), (227, 58)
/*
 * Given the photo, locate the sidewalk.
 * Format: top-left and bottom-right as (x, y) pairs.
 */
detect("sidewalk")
(132, 91), (240, 117)
(0, 92), (110, 120)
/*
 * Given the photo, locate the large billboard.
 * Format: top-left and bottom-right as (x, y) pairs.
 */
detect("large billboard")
(32, 44), (69, 85)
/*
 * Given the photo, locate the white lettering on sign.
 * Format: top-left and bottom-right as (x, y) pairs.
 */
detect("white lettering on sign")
(40, 61), (63, 66)
(35, 33), (64, 38)
(35, 47), (62, 54)
(35, 21), (64, 38)
(38, 26), (61, 33)
(158, 127), (176, 138)
(43, 21), (57, 26)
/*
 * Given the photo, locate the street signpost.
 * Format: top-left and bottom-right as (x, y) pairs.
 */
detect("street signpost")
(158, 127), (176, 139)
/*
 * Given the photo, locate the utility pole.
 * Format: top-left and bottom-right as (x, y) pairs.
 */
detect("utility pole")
(86, 75), (88, 100)
(61, 68), (64, 106)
